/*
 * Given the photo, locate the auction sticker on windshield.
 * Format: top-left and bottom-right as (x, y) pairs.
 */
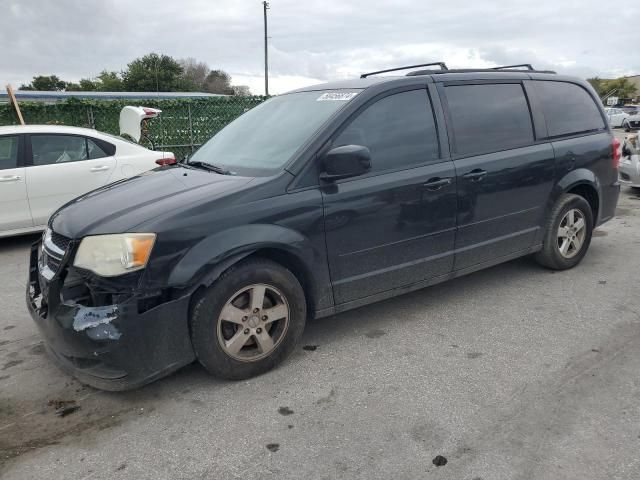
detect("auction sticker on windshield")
(317, 92), (359, 101)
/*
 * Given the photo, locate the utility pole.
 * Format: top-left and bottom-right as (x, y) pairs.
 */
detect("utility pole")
(263, 1), (269, 96)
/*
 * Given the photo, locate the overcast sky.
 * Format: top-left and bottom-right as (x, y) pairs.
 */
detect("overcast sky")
(2, 0), (639, 95)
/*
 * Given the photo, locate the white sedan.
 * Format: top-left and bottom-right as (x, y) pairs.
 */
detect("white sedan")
(0, 124), (175, 238)
(604, 107), (629, 128)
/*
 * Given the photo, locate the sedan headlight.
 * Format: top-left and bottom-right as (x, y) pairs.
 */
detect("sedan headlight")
(73, 233), (156, 277)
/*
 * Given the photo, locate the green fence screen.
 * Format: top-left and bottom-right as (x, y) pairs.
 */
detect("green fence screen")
(0, 96), (268, 160)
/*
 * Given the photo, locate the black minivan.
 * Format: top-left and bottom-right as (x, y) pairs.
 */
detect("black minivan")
(27, 63), (620, 390)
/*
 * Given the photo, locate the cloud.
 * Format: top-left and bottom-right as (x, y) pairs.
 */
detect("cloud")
(1, 0), (638, 94)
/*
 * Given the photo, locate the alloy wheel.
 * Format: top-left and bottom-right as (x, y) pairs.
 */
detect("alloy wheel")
(557, 208), (586, 259)
(216, 283), (290, 362)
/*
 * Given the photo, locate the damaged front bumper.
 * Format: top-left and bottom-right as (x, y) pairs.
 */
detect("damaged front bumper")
(619, 156), (640, 188)
(26, 240), (195, 391)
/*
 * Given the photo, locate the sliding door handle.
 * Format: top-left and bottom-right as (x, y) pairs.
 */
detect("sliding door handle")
(422, 177), (452, 191)
(90, 166), (110, 172)
(462, 169), (487, 182)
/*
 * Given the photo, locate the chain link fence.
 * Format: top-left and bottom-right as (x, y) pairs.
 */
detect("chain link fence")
(0, 96), (268, 159)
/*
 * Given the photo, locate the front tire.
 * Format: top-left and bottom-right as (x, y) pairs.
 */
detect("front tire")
(190, 258), (306, 380)
(623, 121), (631, 132)
(534, 194), (593, 270)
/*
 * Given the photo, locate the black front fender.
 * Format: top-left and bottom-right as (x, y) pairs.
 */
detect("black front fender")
(166, 223), (335, 315)
(168, 224), (314, 286)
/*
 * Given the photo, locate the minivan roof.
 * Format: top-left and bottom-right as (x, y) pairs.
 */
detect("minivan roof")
(287, 70), (586, 94)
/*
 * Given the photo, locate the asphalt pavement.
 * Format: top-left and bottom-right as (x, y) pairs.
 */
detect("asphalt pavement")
(1, 132), (639, 479)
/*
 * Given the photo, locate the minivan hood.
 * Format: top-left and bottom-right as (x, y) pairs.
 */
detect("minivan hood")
(50, 166), (255, 238)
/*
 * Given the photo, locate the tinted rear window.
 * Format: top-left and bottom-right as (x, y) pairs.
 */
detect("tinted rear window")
(536, 81), (605, 137)
(444, 83), (534, 156)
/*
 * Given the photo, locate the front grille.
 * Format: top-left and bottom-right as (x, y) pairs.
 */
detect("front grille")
(50, 231), (71, 252)
(41, 229), (71, 278)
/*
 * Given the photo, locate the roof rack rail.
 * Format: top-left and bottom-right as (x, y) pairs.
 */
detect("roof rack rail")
(405, 65), (557, 76)
(361, 62), (448, 78)
(491, 64), (534, 71)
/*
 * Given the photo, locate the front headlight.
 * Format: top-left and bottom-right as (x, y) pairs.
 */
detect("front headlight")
(73, 233), (156, 277)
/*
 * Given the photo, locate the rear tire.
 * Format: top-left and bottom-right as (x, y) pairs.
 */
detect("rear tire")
(623, 121), (631, 132)
(190, 258), (306, 380)
(534, 194), (593, 270)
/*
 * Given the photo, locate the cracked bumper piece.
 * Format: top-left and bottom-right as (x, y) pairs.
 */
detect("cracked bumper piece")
(619, 159), (640, 188)
(26, 242), (195, 391)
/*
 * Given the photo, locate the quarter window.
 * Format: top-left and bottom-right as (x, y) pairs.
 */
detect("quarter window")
(535, 81), (606, 137)
(87, 138), (109, 159)
(0, 136), (19, 171)
(333, 89), (440, 173)
(444, 83), (534, 156)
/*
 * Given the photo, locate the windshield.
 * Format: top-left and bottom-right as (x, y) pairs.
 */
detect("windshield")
(187, 90), (361, 175)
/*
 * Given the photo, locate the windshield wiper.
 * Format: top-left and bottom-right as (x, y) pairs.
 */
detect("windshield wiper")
(186, 160), (231, 175)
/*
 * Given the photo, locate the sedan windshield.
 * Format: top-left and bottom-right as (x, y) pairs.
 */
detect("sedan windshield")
(187, 90), (360, 175)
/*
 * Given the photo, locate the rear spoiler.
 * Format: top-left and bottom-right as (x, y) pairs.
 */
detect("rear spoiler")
(119, 106), (162, 143)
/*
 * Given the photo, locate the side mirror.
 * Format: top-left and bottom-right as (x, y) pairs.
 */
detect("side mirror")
(320, 145), (371, 182)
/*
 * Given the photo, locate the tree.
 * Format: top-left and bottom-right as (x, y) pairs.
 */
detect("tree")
(603, 77), (637, 99)
(587, 77), (605, 97)
(20, 75), (67, 91)
(587, 76), (637, 99)
(179, 58), (209, 90)
(73, 71), (123, 91)
(17, 55), (249, 94)
(232, 85), (252, 96)
(203, 69), (234, 94)
(122, 53), (190, 92)
(78, 78), (99, 91)
(96, 71), (124, 91)
(65, 82), (82, 91)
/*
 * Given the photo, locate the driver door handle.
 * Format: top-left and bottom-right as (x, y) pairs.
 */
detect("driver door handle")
(422, 177), (452, 191)
(90, 166), (110, 172)
(0, 175), (21, 182)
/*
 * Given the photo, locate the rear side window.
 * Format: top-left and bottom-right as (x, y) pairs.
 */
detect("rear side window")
(87, 138), (109, 159)
(444, 83), (534, 156)
(29, 135), (115, 165)
(0, 136), (19, 171)
(31, 135), (88, 166)
(334, 89), (439, 173)
(536, 81), (605, 137)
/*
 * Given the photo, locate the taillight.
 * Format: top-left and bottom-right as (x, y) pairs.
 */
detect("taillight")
(612, 138), (621, 169)
(156, 156), (177, 166)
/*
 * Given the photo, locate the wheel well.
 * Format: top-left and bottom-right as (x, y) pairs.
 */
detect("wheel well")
(567, 183), (599, 224)
(248, 248), (315, 316)
(186, 248), (316, 335)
